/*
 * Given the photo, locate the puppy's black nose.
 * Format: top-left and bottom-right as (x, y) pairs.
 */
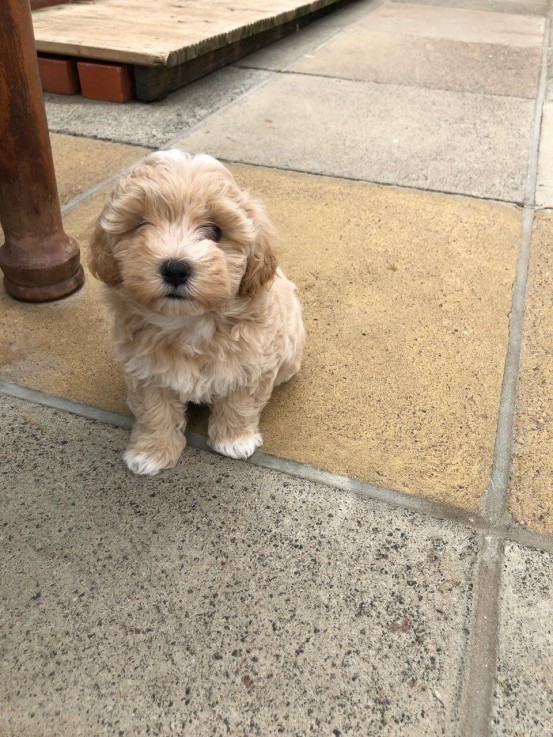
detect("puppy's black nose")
(160, 260), (191, 287)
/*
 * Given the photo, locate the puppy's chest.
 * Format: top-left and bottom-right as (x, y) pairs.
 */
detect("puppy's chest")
(121, 321), (263, 402)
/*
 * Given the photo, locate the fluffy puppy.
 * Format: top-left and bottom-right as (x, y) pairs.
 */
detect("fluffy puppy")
(88, 150), (304, 475)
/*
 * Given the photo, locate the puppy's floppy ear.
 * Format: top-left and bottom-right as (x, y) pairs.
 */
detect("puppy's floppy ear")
(88, 201), (122, 287)
(239, 198), (278, 299)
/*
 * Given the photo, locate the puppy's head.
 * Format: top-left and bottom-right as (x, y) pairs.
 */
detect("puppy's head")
(88, 151), (277, 315)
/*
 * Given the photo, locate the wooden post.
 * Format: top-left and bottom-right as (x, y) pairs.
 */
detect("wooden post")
(0, 0), (84, 302)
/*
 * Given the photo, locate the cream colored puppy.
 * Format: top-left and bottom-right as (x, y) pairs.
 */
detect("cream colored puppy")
(89, 151), (304, 475)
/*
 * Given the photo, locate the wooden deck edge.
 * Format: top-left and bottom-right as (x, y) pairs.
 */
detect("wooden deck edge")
(33, 0), (357, 68)
(31, 0), (70, 9)
(163, 0), (354, 68)
(135, 0), (357, 101)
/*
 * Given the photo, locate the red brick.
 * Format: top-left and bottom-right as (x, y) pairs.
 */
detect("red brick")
(37, 55), (80, 96)
(77, 61), (134, 103)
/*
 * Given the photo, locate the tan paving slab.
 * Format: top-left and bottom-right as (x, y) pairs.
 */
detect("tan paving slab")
(177, 73), (535, 201)
(359, 3), (544, 46)
(0, 165), (520, 509)
(49, 133), (148, 205)
(292, 30), (541, 98)
(510, 212), (553, 534)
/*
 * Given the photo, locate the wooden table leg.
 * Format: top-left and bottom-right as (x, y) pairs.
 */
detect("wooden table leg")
(0, 0), (84, 302)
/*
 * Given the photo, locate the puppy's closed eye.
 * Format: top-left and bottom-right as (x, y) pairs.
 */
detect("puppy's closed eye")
(200, 223), (222, 242)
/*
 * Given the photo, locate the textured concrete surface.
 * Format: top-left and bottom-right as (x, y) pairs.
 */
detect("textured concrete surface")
(177, 73), (534, 201)
(0, 395), (477, 737)
(536, 102), (553, 207)
(237, 0), (380, 71)
(361, 4), (545, 46)
(492, 543), (553, 736)
(2, 1), (553, 733)
(293, 31), (542, 97)
(45, 66), (270, 148)
(0, 164), (520, 509)
(229, 166), (519, 506)
(510, 213), (553, 534)
(237, 16), (350, 71)
(548, 48), (553, 102)
(392, 0), (551, 14)
(50, 133), (147, 204)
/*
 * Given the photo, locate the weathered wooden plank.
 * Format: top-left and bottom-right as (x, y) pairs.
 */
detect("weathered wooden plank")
(31, 0), (351, 67)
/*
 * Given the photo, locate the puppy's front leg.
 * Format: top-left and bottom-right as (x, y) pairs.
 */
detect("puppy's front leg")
(208, 382), (272, 460)
(124, 380), (186, 476)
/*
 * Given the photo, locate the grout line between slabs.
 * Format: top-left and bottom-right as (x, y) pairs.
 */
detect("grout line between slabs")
(61, 153), (155, 214)
(3, 379), (553, 555)
(209, 157), (524, 206)
(0, 379), (490, 534)
(482, 19), (550, 523)
(483, 204), (535, 523)
(506, 522), (553, 555)
(459, 19), (550, 737)
(235, 65), (541, 102)
(59, 144), (524, 218)
(458, 535), (504, 737)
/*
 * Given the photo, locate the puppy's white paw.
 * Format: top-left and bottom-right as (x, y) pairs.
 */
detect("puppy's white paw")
(124, 450), (167, 476)
(209, 433), (263, 460)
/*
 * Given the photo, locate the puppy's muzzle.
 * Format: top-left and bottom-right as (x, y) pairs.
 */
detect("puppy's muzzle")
(160, 259), (192, 289)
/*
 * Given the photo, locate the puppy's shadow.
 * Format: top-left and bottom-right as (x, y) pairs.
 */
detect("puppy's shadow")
(186, 402), (210, 436)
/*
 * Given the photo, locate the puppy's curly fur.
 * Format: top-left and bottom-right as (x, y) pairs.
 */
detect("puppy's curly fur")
(89, 151), (304, 475)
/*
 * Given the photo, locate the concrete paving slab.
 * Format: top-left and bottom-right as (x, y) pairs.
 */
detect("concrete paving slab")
(236, 0), (381, 71)
(177, 73), (535, 201)
(237, 16), (348, 71)
(227, 167), (519, 507)
(0, 394), (477, 737)
(536, 102), (553, 206)
(492, 543), (553, 736)
(510, 212), (553, 534)
(544, 46), (553, 106)
(0, 165), (520, 509)
(360, 3), (545, 46)
(292, 30), (541, 97)
(50, 133), (147, 204)
(44, 66), (270, 148)
(392, 0), (551, 16)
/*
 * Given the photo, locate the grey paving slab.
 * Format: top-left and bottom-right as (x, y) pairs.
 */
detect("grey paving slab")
(546, 48), (553, 101)
(536, 102), (553, 206)
(236, 0), (381, 70)
(359, 3), (545, 46)
(236, 17), (348, 71)
(492, 543), (553, 737)
(392, 0), (551, 16)
(44, 66), (270, 148)
(0, 395), (477, 737)
(292, 30), (542, 97)
(177, 73), (535, 201)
